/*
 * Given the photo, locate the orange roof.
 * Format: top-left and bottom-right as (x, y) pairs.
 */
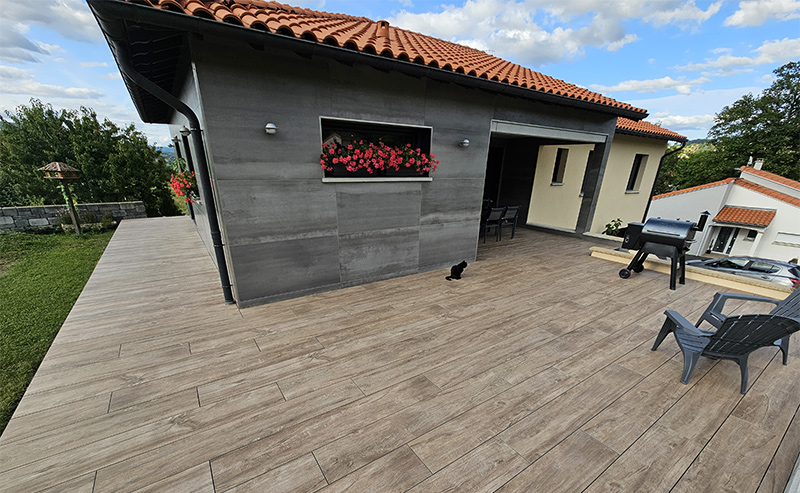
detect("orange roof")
(713, 206), (776, 227)
(652, 177), (735, 199)
(616, 118), (686, 141)
(654, 177), (800, 208)
(120, 0), (646, 115)
(740, 166), (800, 191)
(733, 178), (800, 208)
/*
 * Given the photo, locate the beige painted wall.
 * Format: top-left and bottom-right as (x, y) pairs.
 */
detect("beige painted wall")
(591, 134), (667, 233)
(528, 144), (593, 231)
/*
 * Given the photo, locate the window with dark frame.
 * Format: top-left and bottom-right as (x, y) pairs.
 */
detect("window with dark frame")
(626, 154), (647, 191)
(320, 118), (433, 178)
(580, 150), (594, 196)
(552, 148), (568, 185)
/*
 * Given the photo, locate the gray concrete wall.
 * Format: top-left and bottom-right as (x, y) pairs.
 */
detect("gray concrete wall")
(0, 202), (146, 232)
(168, 66), (221, 270)
(188, 36), (617, 306)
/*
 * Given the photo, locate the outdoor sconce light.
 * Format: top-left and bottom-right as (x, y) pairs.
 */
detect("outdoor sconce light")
(459, 139), (470, 147)
(179, 126), (191, 137)
(265, 122), (277, 135)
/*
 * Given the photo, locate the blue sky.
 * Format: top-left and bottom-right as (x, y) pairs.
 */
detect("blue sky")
(1, 0), (798, 145)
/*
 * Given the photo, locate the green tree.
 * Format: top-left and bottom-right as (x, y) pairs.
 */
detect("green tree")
(0, 99), (179, 216)
(709, 61), (800, 181)
(654, 142), (737, 195)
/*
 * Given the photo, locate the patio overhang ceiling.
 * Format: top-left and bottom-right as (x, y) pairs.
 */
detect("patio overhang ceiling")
(87, 0), (649, 124)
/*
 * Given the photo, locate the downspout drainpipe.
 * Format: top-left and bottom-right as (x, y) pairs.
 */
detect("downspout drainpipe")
(115, 58), (235, 305)
(642, 140), (687, 222)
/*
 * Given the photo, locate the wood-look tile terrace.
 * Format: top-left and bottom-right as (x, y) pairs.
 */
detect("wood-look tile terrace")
(1, 216), (797, 492)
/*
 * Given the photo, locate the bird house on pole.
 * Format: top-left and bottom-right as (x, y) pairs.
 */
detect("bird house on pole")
(38, 161), (82, 236)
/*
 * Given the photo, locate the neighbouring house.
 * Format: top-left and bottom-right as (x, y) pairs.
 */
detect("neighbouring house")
(648, 165), (800, 261)
(89, 0), (685, 306)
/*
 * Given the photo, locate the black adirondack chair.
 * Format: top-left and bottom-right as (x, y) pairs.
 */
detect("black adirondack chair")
(652, 310), (800, 393)
(695, 288), (799, 364)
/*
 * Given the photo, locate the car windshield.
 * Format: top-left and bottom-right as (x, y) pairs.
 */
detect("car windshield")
(716, 258), (749, 269)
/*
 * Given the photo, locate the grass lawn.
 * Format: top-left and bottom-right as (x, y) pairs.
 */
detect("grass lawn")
(0, 230), (113, 435)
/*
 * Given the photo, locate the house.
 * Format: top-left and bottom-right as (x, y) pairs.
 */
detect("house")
(528, 117), (686, 235)
(89, 0), (684, 306)
(648, 165), (800, 261)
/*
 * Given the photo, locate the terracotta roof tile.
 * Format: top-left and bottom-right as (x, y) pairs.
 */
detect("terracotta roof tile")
(123, 0), (646, 115)
(616, 118), (686, 141)
(733, 178), (800, 208)
(652, 177), (735, 199)
(713, 206), (776, 227)
(654, 177), (800, 208)
(740, 166), (800, 191)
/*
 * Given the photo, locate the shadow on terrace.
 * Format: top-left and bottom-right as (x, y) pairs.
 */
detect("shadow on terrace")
(0, 216), (797, 492)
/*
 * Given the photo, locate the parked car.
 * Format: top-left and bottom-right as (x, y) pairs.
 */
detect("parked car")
(687, 256), (800, 288)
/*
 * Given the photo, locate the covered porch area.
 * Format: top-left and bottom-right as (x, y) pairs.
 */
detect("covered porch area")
(1, 216), (797, 491)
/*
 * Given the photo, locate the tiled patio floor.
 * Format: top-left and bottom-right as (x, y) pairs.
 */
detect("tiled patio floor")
(1, 216), (798, 492)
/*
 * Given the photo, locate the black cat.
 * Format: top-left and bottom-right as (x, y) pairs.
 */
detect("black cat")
(445, 260), (468, 281)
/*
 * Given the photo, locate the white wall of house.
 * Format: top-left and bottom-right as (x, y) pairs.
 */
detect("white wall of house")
(742, 169), (800, 199)
(527, 144), (592, 231)
(648, 184), (729, 255)
(591, 134), (667, 234)
(648, 180), (800, 261)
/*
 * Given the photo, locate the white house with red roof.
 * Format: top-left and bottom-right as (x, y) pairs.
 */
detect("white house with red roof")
(648, 165), (800, 262)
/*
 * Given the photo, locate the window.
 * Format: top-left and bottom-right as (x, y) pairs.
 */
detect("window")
(774, 232), (800, 247)
(180, 135), (196, 174)
(749, 261), (779, 274)
(580, 150), (594, 196)
(626, 154), (648, 192)
(552, 148), (568, 185)
(744, 229), (758, 241)
(320, 118), (433, 178)
(716, 258), (748, 269)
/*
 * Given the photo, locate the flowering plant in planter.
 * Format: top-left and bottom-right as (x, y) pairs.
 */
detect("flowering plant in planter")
(320, 141), (438, 176)
(170, 170), (198, 203)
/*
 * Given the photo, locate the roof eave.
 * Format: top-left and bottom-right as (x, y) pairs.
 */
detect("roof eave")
(615, 128), (687, 142)
(88, 0), (648, 123)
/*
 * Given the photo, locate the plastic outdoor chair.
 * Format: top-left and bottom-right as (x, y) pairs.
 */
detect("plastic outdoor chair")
(481, 207), (505, 243)
(499, 206), (520, 240)
(652, 310), (800, 394)
(694, 288), (799, 364)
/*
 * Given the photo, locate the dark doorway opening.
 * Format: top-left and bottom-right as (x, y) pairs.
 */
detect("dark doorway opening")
(481, 136), (539, 229)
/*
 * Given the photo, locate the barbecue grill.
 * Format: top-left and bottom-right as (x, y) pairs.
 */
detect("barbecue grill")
(619, 212), (709, 290)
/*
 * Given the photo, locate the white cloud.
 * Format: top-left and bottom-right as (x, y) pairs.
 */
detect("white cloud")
(0, 29), (49, 63)
(724, 0), (800, 26)
(0, 0), (102, 42)
(81, 61), (109, 68)
(591, 76), (710, 95)
(651, 112), (716, 129)
(388, 0), (722, 67)
(626, 86), (764, 138)
(677, 37), (800, 72)
(98, 72), (122, 80)
(0, 65), (104, 99)
(644, 1), (722, 28)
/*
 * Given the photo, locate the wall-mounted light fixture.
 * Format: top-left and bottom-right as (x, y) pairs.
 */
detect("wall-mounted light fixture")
(459, 139), (470, 147)
(265, 123), (277, 135)
(179, 126), (191, 137)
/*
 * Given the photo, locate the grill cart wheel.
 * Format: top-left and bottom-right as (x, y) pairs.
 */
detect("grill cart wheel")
(619, 268), (631, 279)
(633, 264), (644, 273)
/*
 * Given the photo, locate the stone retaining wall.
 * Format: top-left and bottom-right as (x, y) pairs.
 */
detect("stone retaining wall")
(0, 202), (147, 232)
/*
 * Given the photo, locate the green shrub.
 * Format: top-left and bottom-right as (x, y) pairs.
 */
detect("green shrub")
(101, 213), (115, 229)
